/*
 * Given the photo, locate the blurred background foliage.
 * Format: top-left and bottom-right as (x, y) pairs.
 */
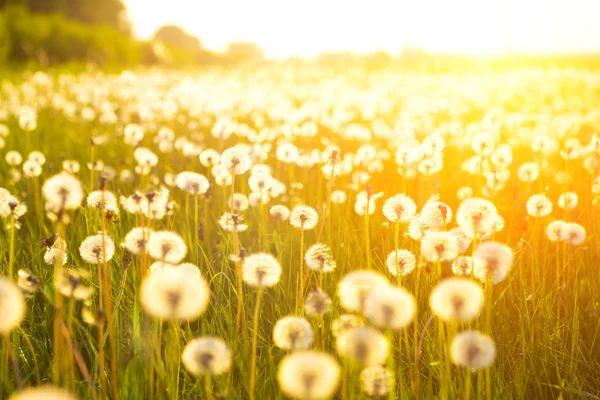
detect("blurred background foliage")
(0, 0), (265, 68)
(1, 0), (600, 70)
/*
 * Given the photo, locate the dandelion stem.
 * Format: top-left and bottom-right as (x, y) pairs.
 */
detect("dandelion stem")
(386, 329), (396, 400)
(52, 222), (66, 387)
(232, 225), (249, 355)
(438, 316), (448, 400)
(100, 192), (119, 400)
(297, 229), (305, 314)
(168, 321), (181, 400)
(365, 210), (371, 270)
(8, 214), (15, 280)
(204, 375), (213, 400)
(194, 194), (199, 263)
(5, 333), (22, 390)
(464, 369), (472, 400)
(249, 286), (263, 400)
(484, 279), (493, 400)
(316, 157), (336, 243)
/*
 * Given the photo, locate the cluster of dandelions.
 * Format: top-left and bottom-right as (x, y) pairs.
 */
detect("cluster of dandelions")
(2, 68), (599, 400)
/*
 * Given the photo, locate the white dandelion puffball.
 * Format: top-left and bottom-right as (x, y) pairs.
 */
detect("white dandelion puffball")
(181, 336), (232, 376)
(290, 205), (319, 230)
(140, 267), (210, 320)
(430, 278), (484, 322)
(0, 276), (26, 334)
(451, 330), (496, 370)
(79, 234), (115, 264)
(273, 316), (314, 351)
(147, 231), (188, 264)
(277, 351), (341, 400)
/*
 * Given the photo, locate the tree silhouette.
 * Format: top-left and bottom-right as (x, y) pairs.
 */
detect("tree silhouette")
(0, 0), (131, 33)
(153, 25), (202, 50)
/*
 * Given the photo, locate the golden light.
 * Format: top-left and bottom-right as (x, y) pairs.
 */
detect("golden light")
(124, 0), (600, 57)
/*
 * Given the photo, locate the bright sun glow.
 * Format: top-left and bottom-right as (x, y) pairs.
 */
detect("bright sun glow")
(124, 0), (600, 58)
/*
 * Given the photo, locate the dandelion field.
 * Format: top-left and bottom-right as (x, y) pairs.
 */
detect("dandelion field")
(1, 67), (600, 399)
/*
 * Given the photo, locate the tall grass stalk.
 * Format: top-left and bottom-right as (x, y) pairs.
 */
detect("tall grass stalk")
(249, 286), (263, 400)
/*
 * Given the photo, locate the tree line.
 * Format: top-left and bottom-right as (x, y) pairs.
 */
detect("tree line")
(0, 0), (265, 67)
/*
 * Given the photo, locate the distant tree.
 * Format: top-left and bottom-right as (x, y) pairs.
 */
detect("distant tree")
(226, 42), (264, 62)
(0, 0), (131, 34)
(153, 25), (202, 50)
(365, 51), (392, 70)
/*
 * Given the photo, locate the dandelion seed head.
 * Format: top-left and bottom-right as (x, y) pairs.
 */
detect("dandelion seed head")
(331, 314), (363, 337)
(229, 193), (250, 212)
(273, 316), (314, 351)
(23, 160), (42, 177)
(421, 231), (460, 262)
(450, 227), (472, 253)
(451, 256), (474, 276)
(134, 147), (158, 167)
(546, 220), (566, 242)
(199, 149), (221, 167)
(526, 194), (553, 217)
(471, 132), (494, 156)
(364, 284), (415, 329)
(330, 190), (347, 204)
(269, 204), (290, 221)
(290, 205), (319, 230)
(140, 267), (210, 320)
(305, 243), (336, 273)
(457, 186), (473, 201)
(79, 233), (115, 264)
(243, 253), (282, 288)
(418, 155), (443, 175)
(361, 366), (394, 397)
(338, 270), (388, 312)
(175, 172), (210, 195)
(147, 231), (187, 264)
(473, 242), (514, 284)
(0, 276), (25, 334)
(42, 172), (84, 212)
(421, 196), (452, 229)
(277, 351), (340, 400)
(124, 123), (144, 146)
(382, 194), (417, 222)
(517, 162), (540, 182)
(8, 385), (75, 400)
(557, 192), (578, 210)
(181, 336), (232, 376)
(456, 198), (499, 238)
(490, 144), (512, 168)
(451, 331), (496, 370)
(221, 147), (251, 175)
(430, 278), (484, 322)
(385, 249), (416, 276)
(55, 268), (93, 300)
(123, 227), (154, 255)
(336, 327), (389, 366)
(44, 237), (68, 266)
(0, 188), (24, 218)
(87, 190), (119, 214)
(304, 288), (332, 316)
(218, 212), (248, 232)
(248, 171), (273, 193)
(17, 269), (38, 297)
(561, 222), (586, 245)
(5, 150), (23, 166)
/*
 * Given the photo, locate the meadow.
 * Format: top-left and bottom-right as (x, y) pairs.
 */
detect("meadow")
(1, 66), (600, 399)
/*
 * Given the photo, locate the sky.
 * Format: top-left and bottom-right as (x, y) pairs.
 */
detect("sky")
(124, 0), (600, 58)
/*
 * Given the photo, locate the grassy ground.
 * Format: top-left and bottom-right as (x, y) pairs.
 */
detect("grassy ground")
(1, 67), (600, 399)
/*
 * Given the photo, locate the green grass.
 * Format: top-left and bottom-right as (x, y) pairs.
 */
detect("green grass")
(1, 68), (600, 399)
